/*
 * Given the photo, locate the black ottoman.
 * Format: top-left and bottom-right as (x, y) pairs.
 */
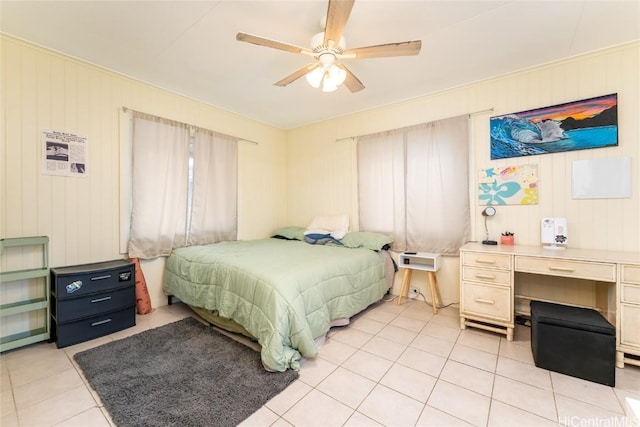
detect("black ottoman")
(530, 301), (615, 386)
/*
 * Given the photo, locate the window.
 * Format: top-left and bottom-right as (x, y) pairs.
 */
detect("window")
(357, 115), (470, 254)
(126, 111), (237, 259)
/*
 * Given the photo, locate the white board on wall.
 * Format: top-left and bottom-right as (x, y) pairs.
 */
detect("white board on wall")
(572, 157), (631, 199)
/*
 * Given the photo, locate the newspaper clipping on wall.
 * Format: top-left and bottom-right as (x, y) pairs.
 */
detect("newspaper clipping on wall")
(42, 129), (88, 177)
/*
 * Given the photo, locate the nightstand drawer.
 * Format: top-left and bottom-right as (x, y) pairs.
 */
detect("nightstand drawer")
(622, 265), (640, 285)
(622, 284), (640, 305)
(462, 252), (511, 270)
(52, 260), (134, 300)
(515, 256), (615, 282)
(53, 306), (135, 348)
(462, 266), (511, 286)
(461, 282), (511, 322)
(55, 286), (135, 323)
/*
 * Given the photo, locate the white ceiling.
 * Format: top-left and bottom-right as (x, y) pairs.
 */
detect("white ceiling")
(2, 1), (639, 129)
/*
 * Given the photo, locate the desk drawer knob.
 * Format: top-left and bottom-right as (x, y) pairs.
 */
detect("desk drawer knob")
(475, 298), (495, 305)
(90, 296), (112, 303)
(475, 274), (496, 280)
(548, 266), (575, 273)
(91, 274), (112, 281)
(476, 259), (496, 265)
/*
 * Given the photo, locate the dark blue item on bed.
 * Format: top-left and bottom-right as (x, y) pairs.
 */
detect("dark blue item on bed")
(530, 300), (615, 386)
(304, 233), (342, 245)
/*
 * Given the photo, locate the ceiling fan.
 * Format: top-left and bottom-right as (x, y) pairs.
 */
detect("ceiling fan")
(236, 0), (421, 93)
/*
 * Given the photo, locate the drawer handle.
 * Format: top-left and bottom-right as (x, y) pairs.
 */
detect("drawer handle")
(475, 274), (496, 280)
(476, 259), (496, 265)
(548, 266), (575, 273)
(91, 319), (112, 327)
(90, 296), (112, 303)
(475, 298), (495, 305)
(91, 274), (111, 281)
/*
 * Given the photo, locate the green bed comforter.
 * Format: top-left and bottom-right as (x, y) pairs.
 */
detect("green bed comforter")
(162, 238), (387, 371)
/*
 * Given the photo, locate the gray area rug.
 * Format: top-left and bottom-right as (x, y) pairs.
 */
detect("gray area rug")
(74, 317), (299, 427)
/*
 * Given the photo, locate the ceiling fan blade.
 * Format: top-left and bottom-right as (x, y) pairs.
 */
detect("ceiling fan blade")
(236, 32), (313, 55)
(323, 0), (355, 47)
(337, 64), (364, 93)
(343, 40), (422, 59)
(274, 63), (319, 87)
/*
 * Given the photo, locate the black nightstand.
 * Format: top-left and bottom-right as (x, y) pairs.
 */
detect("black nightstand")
(50, 259), (136, 348)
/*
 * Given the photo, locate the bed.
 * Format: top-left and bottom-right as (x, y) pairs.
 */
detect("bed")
(162, 226), (394, 372)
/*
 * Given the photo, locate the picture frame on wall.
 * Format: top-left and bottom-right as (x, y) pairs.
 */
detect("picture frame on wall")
(478, 164), (538, 206)
(490, 93), (618, 160)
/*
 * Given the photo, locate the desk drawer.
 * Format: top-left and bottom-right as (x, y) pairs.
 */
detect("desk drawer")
(462, 266), (511, 287)
(515, 256), (615, 282)
(622, 265), (640, 285)
(462, 252), (511, 270)
(622, 284), (640, 305)
(620, 304), (640, 347)
(461, 282), (511, 322)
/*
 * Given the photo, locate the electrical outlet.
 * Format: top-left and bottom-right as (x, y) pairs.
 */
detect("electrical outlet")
(409, 286), (419, 299)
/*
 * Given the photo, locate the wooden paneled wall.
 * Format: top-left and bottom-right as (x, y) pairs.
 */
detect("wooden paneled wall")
(1, 35), (288, 313)
(287, 42), (640, 304)
(2, 34), (638, 317)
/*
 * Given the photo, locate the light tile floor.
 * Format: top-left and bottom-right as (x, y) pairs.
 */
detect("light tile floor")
(1, 299), (639, 426)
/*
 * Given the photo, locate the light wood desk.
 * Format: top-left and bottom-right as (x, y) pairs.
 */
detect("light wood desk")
(459, 242), (640, 368)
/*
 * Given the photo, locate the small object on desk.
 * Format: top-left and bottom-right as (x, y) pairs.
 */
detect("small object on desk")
(481, 206), (497, 245)
(541, 218), (568, 249)
(500, 232), (515, 245)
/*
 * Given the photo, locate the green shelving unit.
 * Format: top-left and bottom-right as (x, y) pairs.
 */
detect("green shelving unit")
(0, 236), (50, 352)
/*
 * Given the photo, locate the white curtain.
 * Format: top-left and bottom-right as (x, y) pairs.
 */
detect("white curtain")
(127, 112), (238, 259)
(188, 128), (237, 246)
(358, 115), (470, 254)
(357, 131), (405, 246)
(128, 113), (190, 258)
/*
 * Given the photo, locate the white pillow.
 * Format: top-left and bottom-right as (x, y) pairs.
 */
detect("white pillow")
(304, 214), (350, 240)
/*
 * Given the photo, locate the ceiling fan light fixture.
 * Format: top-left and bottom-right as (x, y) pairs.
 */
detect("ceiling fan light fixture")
(307, 63), (346, 92)
(328, 64), (346, 86)
(321, 78), (338, 92)
(305, 67), (325, 88)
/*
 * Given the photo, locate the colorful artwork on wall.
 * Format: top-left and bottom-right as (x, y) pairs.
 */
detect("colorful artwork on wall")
(490, 94), (618, 160)
(479, 165), (538, 205)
